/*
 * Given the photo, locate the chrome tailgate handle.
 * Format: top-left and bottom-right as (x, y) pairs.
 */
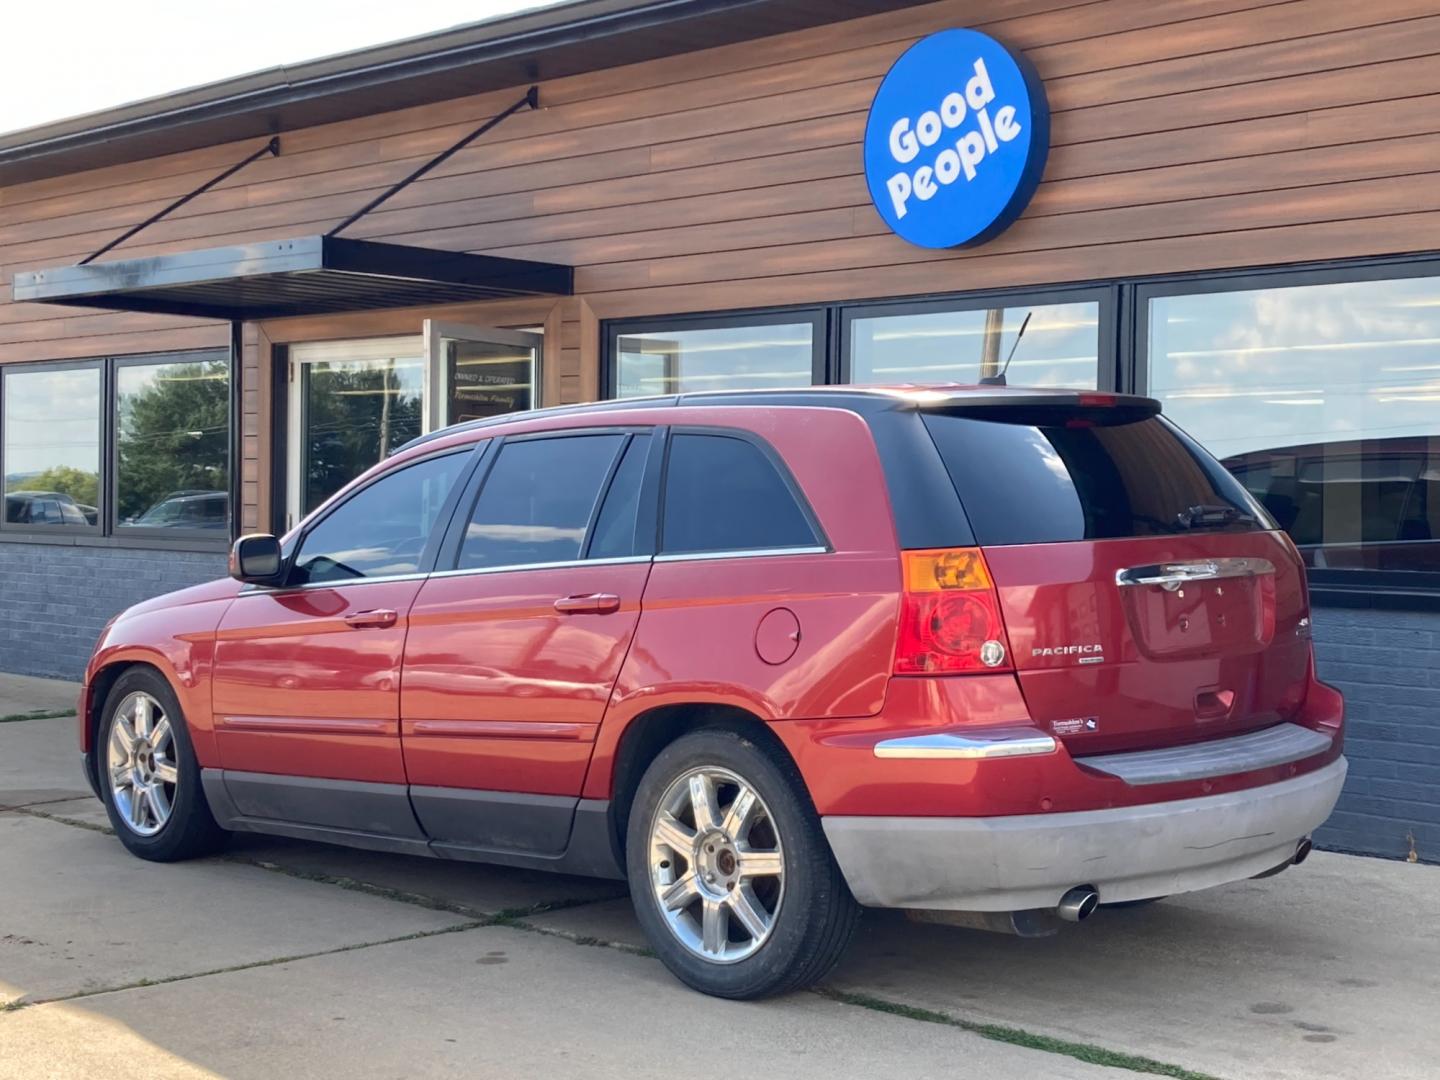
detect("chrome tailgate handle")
(1115, 557), (1274, 591)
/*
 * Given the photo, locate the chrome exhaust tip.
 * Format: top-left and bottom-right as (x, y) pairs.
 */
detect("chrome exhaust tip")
(1293, 838), (1313, 866)
(1057, 886), (1100, 922)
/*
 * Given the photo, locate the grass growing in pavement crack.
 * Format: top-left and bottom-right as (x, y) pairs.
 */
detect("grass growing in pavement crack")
(0, 709), (74, 724)
(1, 922), (486, 1014)
(816, 989), (1222, 1080)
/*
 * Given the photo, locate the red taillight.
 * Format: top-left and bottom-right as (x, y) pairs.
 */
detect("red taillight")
(894, 548), (1013, 674)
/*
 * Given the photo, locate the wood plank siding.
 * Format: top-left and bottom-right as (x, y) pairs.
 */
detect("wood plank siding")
(6, 0), (1440, 529)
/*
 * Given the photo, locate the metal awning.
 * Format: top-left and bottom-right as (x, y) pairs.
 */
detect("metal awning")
(11, 235), (573, 321)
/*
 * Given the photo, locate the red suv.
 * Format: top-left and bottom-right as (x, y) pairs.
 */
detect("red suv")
(81, 386), (1346, 998)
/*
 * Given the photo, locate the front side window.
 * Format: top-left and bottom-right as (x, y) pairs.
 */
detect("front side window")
(291, 452), (465, 585)
(848, 300), (1100, 388)
(1149, 276), (1440, 573)
(458, 435), (627, 570)
(661, 433), (818, 555)
(2, 364), (101, 530)
(614, 319), (819, 397)
(116, 356), (230, 533)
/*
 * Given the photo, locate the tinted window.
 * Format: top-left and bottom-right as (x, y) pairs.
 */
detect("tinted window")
(849, 301), (1100, 388)
(662, 433), (818, 554)
(1149, 277), (1440, 573)
(588, 435), (651, 560)
(924, 412), (1267, 546)
(2, 365), (101, 530)
(614, 322), (816, 397)
(116, 355), (229, 533)
(292, 452), (465, 585)
(459, 435), (625, 569)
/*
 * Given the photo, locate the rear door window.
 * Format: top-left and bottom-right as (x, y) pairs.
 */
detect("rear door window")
(661, 432), (819, 555)
(459, 434), (626, 569)
(923, 411), (1269, 545)
(587, 434), (652, 560)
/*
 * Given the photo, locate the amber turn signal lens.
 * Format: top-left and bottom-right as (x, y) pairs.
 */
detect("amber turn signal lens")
(894, 548), (1013, 675)
(902, 547), (993, 592)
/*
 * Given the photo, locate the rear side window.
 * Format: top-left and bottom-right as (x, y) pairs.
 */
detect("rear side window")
(661, 432), (819, 555)
(587, 434), (651, 560)
(923, 412), (1269, 545)
(459, 434), (625, 569)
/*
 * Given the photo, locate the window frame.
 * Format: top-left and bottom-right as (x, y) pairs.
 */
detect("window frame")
(654, 424), (830, 560)
(605, 308), (829, 398)
(1, 350), (235, 549)
(0, 357), (105, 539)
(1129, 256), (1440, 600)
(109, 350), (235, 545)
(434, 426), (662, 576)
(839, 282), (1116, 389)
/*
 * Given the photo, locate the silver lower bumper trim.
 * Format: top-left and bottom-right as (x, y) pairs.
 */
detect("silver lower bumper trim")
(823, 757), (1347, 911)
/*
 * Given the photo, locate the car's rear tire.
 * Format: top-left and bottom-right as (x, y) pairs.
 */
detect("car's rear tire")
(625, 727), (858, 999)
(98, 667), (226, 862)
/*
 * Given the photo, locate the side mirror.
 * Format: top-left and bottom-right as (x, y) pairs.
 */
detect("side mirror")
(230, 533), (285, 586)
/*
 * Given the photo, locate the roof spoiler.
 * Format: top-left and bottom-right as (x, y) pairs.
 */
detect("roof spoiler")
(915, 390), (1162, 425)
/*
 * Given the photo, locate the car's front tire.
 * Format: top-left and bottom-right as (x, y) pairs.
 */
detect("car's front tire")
(626, 727), (858, 999)
(99, 667), (226, 861)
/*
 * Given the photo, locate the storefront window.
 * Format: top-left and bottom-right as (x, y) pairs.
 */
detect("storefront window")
(116, 356), (230, 533)
(1148, 277), (1440, 573)
(848, 300), (1101, 387)
(2, 364), (102, 529)
(300, 352), (424, 514)
(614, 319), (818, 397)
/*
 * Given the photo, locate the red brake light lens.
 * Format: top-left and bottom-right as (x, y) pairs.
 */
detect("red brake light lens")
(895, 548), (1013, 674)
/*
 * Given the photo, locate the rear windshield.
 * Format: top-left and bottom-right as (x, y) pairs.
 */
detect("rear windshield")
(922, 412), (1271, 546)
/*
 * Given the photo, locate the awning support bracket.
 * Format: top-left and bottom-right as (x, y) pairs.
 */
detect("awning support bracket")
(325, 86), (538, 238)
(79, 137), (281, 265)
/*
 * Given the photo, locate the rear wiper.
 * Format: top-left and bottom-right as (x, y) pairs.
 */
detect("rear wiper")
(1174, 504), (1257, 529)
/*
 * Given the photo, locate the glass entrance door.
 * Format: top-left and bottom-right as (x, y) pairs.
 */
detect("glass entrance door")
(424, 322), (542, 427)
(287, 337), (424, 526)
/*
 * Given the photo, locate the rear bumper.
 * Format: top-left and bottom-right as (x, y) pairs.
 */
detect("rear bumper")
(822, 756), (1347, 911)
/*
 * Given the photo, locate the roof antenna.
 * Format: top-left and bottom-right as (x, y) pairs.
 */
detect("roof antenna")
(979, 311), (1031, 386)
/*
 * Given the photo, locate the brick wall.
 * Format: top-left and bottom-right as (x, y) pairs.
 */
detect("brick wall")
(1311, 606), (1439, 864)
(0, 543), (225, 680)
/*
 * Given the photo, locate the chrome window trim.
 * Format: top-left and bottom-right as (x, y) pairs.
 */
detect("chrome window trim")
(243, 554), (653, 594)
(432, 554), (652, 579)
(873, 731), (1059, 760)
(654, 545), (829, 563)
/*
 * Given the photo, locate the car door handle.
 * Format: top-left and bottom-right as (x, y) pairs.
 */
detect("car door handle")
(553, 593), (621, 615)
(343, 609), (398, 629)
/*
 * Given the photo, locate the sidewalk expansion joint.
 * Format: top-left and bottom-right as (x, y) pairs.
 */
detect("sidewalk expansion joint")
(7, 805), (112, 834)
(1, 922), (486, 1015)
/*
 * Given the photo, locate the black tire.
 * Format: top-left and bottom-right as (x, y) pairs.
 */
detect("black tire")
(98, 667), (227, 862)
(625, 727), (859, 999)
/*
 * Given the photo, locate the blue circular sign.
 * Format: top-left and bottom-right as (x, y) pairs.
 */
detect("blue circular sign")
(863, 29), (1049, 249)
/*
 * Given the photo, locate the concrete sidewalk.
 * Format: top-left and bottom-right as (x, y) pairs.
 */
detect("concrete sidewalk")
(0, 672), (78, 719)
(3, 673), (1438, 1079)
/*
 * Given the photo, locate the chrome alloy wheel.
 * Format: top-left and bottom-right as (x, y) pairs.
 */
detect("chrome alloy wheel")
(106, 691), (178, 837)
(648, 766), (785, 964)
